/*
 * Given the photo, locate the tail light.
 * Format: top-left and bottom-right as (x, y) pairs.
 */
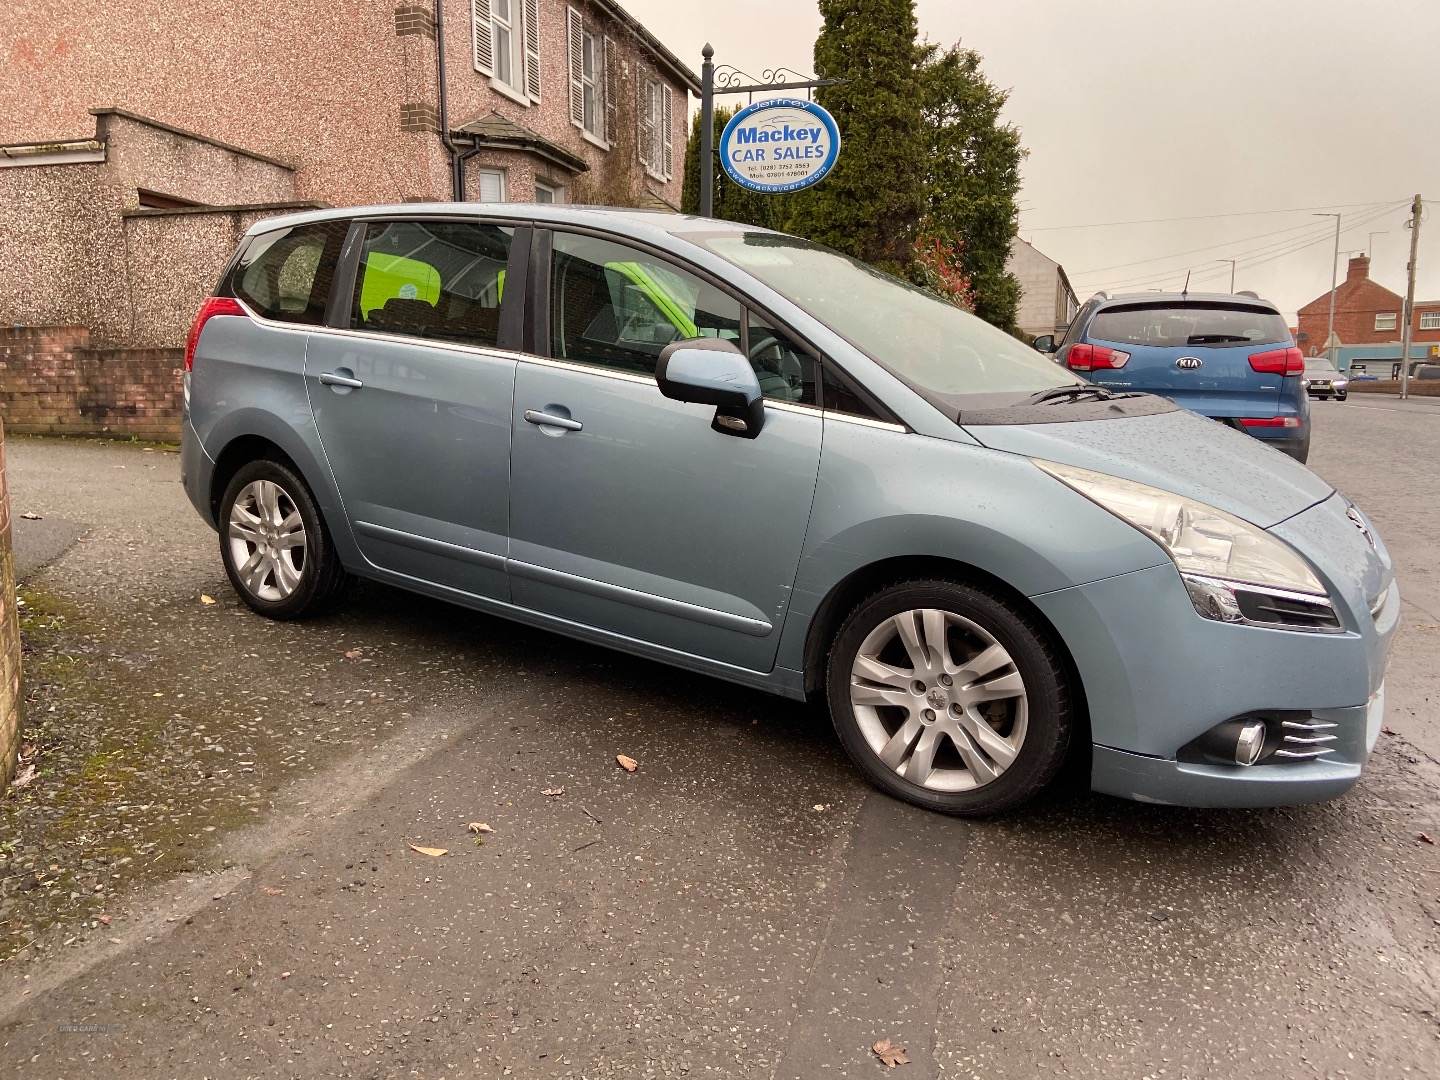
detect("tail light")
(1066, 343), (1130, 371)
(1238, 416), (1302, 429)
(1248, 347), (1304, 375)
(184, 297), (245, 372)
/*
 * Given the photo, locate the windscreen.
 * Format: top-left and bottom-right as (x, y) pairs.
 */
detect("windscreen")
(688, 230), (1074, 409)
(1089, 302), (1291, 349)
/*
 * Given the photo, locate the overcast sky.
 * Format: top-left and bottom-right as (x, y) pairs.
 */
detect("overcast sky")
(621, 0), (1439, 321)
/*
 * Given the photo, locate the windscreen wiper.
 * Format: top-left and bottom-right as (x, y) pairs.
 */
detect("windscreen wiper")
(1187, 334), (1248, 344)
(1025, 383), (1115, 405)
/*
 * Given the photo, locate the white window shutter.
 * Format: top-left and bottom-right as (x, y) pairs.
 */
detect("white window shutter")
(637, 77), (653, 168)
(523, 0), (541, 101)
(603, 36), (617, 144)
(661, 84), (674, 179)
(472, 0), (494, 76)
(566, 7), (584, 127)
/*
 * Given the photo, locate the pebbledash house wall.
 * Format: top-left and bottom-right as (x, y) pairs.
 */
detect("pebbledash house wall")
(1, 1), (691, 209)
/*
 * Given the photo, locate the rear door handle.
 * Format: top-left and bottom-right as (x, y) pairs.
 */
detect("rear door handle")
(524, 409), (583, 432)
(319, 372), (364, 389)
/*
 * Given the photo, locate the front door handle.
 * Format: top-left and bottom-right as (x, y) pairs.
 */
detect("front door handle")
(319, 372), (364, 389)
(524, 409), (583, 432)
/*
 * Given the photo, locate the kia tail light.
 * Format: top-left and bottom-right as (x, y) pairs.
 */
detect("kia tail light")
(1248, 347), (1304, 375)
(1066, 343), (1130, 371)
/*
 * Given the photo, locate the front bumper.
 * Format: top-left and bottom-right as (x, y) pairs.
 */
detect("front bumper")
(1091, 687), (1383, 807)
(1031, 495), (1396, 807)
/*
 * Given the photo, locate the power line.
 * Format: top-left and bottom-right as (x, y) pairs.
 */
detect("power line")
(1025, 199), (1405, 232)
(1072, 218), (1338, 278)
(1079, 204), (1403, 293)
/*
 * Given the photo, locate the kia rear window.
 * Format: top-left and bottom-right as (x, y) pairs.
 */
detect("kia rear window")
(1089, 303), (1291, 349)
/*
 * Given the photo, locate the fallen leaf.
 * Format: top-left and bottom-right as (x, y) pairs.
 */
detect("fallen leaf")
(19, 511), (42, 520)
(542, 787), (565, 797)
(199, 594), (217, 606)
(408, 843), (448, 857)
(280, 971), (291, 979)
(813, 803), (830, 812)
(466, 822), (493, 835)
(11, 763), (37, 789)
(873, 1039), (910, 1068)
(261, 886), (285, 896)
(1381, 725), (1398, 736)
(343, 649), (364, 659)
(1419, 833), (1435, 846)
(616, 754), (638, 773)
(98, 914), (112, 926)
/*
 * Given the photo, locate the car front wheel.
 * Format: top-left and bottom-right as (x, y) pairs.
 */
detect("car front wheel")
(826, 580), (1072, 816)
(219, 460), (350, 619)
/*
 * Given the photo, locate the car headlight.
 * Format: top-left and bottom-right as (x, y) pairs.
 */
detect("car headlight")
(1035, 460), (1341, 632)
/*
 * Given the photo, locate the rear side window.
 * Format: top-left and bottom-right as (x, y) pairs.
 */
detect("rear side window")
(350, 220), (515, 347)
(1089, 302), (1290, 349)
(231, 221), (348, 325)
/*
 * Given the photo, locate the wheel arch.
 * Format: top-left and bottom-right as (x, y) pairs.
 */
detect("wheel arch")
(800, 555), (1091, 772)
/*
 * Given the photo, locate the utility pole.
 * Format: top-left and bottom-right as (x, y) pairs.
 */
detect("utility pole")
(1399, 194), (1424, 400)
(1217, 259), (1236, 291)
(1314, 212), (1342, 368)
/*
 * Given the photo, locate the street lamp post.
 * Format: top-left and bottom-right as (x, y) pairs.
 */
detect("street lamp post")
(1314, 213), (1342, 368)
(1216, 259), (1236, 291)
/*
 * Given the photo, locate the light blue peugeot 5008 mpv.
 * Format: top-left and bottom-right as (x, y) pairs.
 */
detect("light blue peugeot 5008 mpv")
(180, 205), (1397, 816)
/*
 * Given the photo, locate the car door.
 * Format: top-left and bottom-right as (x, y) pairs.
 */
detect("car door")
(507, 229), (823, 672)
(305, 216), (525, 600)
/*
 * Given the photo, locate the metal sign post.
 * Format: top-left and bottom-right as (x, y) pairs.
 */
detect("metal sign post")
(696, 44), (844, 218)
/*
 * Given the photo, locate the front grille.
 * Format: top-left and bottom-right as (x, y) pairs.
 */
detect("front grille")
(1272, 718), (1338, 760)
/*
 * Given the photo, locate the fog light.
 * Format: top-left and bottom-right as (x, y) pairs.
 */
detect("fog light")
(1234, 720), (1267, 765)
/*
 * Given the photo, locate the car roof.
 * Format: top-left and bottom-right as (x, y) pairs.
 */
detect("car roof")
(1094, 291), (1281, 311)
(244, 203), (770, 243)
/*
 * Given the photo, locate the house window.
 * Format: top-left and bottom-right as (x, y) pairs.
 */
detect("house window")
(1420, 311), (1440, 330)
(638, 75), (673, 181)
(1375, 312), (1397, 331)
(534, 180), (564, 204)
(472, 0), (541, 103)
(566, 8), (611, 145)
(477, 168), (506, 203)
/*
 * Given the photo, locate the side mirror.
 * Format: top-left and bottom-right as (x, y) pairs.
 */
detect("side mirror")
(656, 338), (765, 439)
(1032, 334), (1056, 354)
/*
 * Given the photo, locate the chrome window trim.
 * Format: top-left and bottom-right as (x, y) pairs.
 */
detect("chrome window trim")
(822, 410), (907, 432)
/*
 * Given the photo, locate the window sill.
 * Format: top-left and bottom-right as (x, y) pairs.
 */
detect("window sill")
(489, 78), (533, 108)
(644, 167), (669, 184)
(579, 127), (610, 152)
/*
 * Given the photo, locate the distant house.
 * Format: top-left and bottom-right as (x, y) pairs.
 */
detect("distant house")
(1008, 238), (1079, 339)
(1295, 255), (1440, 358)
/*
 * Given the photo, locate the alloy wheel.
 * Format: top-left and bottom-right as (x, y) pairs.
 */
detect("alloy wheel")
(227, 479), (307, 602)
(849, 608), (1028, 792)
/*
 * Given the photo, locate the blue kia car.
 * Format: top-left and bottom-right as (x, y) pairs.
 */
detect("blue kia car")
(181, 207), (1393, 816)
(1034, 292), (1311, 462)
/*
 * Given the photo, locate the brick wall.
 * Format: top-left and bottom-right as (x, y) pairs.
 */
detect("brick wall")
(0, 326), (183, 442)
(0, 419), (20, 793)
(1295, 256), (1440, 355)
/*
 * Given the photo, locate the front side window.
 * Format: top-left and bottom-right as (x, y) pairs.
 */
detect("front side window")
(231, 220), (349, 325)
(1375, 312), (1398, 331)
(350, 220), (514, 348)
(747, 312), (817, 404)
(549, 233), (741, 376)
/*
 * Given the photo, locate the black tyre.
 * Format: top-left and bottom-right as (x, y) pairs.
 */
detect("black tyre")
(825, 579), (1072, 816)
(218, 459), (350, 619)
(1336, 392), (1348, 401)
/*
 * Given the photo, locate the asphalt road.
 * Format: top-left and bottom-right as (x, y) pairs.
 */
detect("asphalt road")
(1, 398), (1438, 1079)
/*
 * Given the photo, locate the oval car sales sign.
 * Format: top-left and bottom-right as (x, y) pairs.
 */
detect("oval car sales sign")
(719, 98), (841, 195)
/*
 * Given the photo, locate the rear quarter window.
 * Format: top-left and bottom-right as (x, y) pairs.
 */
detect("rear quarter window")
(230, 221), (349, 325)
(1090, 302), (1290, 349)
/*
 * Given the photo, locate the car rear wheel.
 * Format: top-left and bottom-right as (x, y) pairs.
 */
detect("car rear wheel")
(1337, 392), (1348, 401)
(219, 460), (350, 619)
(825, 580), (1072, 816)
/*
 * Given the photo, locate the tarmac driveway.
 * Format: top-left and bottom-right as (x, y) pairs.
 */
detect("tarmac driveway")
(1, 399), (1438, 1079)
